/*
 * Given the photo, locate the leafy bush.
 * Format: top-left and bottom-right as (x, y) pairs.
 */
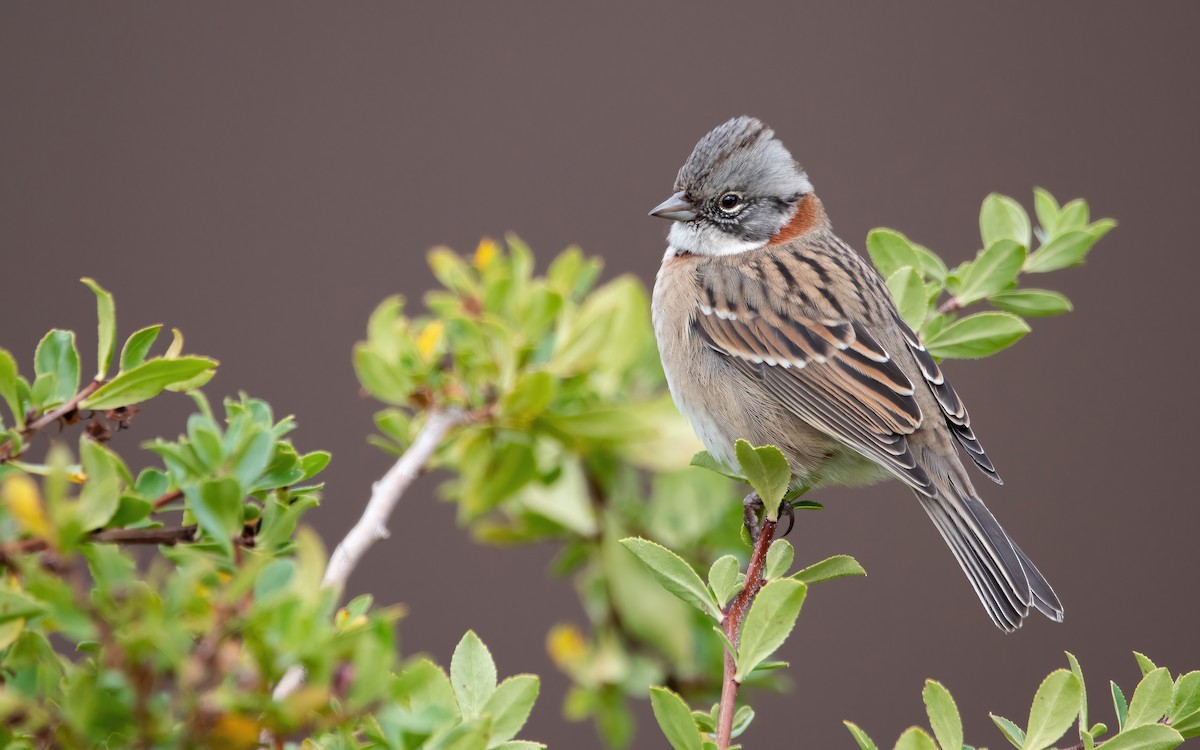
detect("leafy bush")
(0, 189), (1187, 749)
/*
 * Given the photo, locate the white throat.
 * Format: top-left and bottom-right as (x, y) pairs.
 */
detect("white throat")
(666, 221), (766, 258)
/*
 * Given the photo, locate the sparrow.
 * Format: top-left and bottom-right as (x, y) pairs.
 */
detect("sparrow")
(649, 116), (1063, 631)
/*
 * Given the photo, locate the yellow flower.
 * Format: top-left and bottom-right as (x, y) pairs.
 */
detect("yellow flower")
(416, 320), (445, 361)
(2, 474), (52, 539)
(547, 623), (587, 666)
(475, 237), (498, 270)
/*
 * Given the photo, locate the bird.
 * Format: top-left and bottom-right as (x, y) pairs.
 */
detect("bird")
(648, 116), (1063, 632)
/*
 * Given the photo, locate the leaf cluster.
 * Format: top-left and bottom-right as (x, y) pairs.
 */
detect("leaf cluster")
(0, 282), (542, 749)
(846, 652), (1196, 750)
(868, 190), (1113, 359)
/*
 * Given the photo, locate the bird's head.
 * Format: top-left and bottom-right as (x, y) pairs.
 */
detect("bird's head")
(650, 116), (814, 256)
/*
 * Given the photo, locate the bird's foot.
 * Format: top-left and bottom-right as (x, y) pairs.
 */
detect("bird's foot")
(742, 492), (764, 542)
(744, 492), (803, 542)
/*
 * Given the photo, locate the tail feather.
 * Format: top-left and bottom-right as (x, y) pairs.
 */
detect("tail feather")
(922, 498), (1021, 629)
(1011, 539), (1065, 622)
(917, 478), (1062, 631)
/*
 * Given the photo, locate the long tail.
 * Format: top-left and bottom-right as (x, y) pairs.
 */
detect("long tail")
(916, 478), (1063, 632)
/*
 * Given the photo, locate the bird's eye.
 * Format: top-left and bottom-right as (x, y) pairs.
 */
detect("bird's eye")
(718, 193), (743, 212)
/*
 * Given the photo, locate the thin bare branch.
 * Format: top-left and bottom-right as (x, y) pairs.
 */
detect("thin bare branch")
(270, 406), (467, 704)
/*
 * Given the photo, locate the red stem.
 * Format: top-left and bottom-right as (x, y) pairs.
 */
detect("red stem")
(716, 517), (778, 749)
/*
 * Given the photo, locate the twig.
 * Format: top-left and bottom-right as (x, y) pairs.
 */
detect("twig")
(716, 510), (778, 749)
(0, 379), (104, 462)
(0, 525), (200, 561)
(152, 488), (184, 511)
(937, 296), (961, 315)
(270, 407), (467, 703)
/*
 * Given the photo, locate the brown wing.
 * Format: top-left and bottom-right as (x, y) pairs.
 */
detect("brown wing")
(895, 318), (1002, 484)
(692, 295), (936, 497)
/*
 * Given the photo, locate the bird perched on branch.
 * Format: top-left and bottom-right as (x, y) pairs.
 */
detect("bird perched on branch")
(649, 116), (1062, 631)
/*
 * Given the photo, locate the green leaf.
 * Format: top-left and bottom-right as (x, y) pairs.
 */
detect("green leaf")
(77, 438), (121, 529)
(734, 578), (807, 681)
(893, 727), (938, 750)
(764, 539), (793, 580)
(912, 242), (949, 282)
(990, 713), (1026, 749)
(730, 705), (755, 738)
(1024, 230), (1097, 273)
(1095, 724), (1184, 750)
(232, 426), (274, 492)
(299, 450), (331, 480)
(1169, 671), (1200, 737)
(1125, 668), (1172, 729)
(792, 554), (866, 584)
(734, 440), (790, 520)
(1132, 652), (1158, 676)
(925, 312), (1030, 359)
(844, 721), (879, 750)
(989, 289), (1073, 317)
(186, 412), (223, 470)
(1087, 218), (1117, 243)
(81, 356), (217, 410)
(649, 686), (701, 750)
(108, 495), (153, 527)
(429, 719), (491, 750)
(119, 325), (162, 373)
(353, 345), (412, 405)
(955, 240), (1027, 305)
(980, 193), (1032, 248)
(1023, 669), (1081, 750)
(1033, 188), (1061, 236)
(1056, 199), (1089, 232)
(0, 349), (22, 428)
(620, 538), (723, 621)
(0, 589), (46, 624)
(482, 674), (539, 744)
(1113, 681), (1129, 731)
(923, 679), (963, 750)
(34, 330), (80, 406)
(80, 278), (116, 379)
(867, 229), (923, 279)
(886, 267), (928, 329)
(1066, 652), (1088, 735)
(187, 478), (243, 556)
(451, 630), (497, 719)
(690, 450), (745, 482)
(711, 625), (736, 659)
(499, 370), (558, 423)
(708, 555), (741, 607)
(429, 247), (480, 296)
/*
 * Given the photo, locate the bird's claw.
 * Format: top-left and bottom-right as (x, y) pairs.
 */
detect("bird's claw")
(743, 492), (798, 542)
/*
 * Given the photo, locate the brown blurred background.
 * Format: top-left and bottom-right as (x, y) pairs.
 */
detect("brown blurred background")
(3, 3), (1198, 747)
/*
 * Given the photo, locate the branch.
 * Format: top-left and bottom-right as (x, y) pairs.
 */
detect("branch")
(0, 525), (200, 561)
(152, 488), (184, 511)
(271, 406), (467, 703)
(0, 523), (260, 564)
(716, 504), (778, 750)
(0, 379), (104, 462)
(936, 296), (962, 315)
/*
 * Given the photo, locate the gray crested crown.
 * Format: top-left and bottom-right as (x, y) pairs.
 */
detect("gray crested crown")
(674, 116), (812, 200)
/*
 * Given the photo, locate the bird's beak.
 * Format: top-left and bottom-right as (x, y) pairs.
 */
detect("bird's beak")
(649, 191), (697, 222)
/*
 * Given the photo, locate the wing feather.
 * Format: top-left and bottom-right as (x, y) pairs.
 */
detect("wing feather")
(897, 320), (1002, 483)
(694, 302), (935, 496)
